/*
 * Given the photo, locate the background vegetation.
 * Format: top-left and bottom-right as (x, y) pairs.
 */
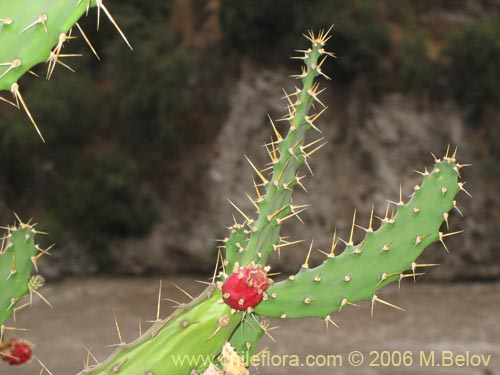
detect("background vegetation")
(0, 0), (498, 274)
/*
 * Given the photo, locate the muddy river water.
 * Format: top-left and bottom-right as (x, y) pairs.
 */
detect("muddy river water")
(8, 277), (500, 375)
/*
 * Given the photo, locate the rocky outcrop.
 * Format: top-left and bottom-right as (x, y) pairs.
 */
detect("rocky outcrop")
(104, 61), (498, 281)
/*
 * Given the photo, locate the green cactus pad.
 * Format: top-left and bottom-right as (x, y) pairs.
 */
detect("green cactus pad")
(0, 0), (98, 91)
(223, 223), (250, 275)
(228, 30), (334, 271)
(80, 286), (243, 375)
(227, 317), (266, 365)
(255, 155), (466, 319)
(0, 0), (130, 140)
(0, 221), (40, 325)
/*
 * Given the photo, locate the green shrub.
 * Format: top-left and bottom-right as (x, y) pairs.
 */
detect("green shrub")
(444, 21), (500, 125)
(311, 0), (390, 84)
(0, 2), (191, 268)
(219, 0), (391, 84)
(44, 150), (157, 266)
(219, 0), (294, 59)
(0, 112), (39, 203)
(399, 33), (436, 94)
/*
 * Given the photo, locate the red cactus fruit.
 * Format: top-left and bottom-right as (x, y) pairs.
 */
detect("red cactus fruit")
(222, 263), (272, 310)
(0, 338), (33, 365)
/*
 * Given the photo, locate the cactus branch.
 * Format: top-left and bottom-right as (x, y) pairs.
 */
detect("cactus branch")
(254, 154), (466, 319)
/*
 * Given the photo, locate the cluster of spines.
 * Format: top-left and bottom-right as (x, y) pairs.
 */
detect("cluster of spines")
(0, 0), (131, 141)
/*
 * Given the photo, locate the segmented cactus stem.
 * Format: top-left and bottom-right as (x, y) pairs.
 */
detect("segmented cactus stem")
(0, 0), (131, 140)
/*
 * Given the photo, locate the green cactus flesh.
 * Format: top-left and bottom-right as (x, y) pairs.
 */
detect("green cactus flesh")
(0, 0), (98, 91)
(0, 0), (130, 140)
(223, 224), (250, 275)
(255, 156), (465, 319)
(0, 221), (40, 326)
(79, 286), (242, 375)
(227, 317), (265, 363)
(223, 31), (332, 274)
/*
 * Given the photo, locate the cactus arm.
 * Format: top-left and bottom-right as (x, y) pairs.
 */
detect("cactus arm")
(0, 0), (130, 140)
(0, 0), (98, 91)
(254, 156), (464, 319)
(232, 32), (332, 270)
(79, 286), (243, 375)
(0, 222), (39, 325)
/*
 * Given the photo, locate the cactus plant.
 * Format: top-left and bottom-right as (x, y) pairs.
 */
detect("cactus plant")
(0, 218), (47, 328)
(0, 20), (470, 375)
(0, 0), (131, 140)
(67, 29), (469, 375)
(0, 217), (49, 367)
